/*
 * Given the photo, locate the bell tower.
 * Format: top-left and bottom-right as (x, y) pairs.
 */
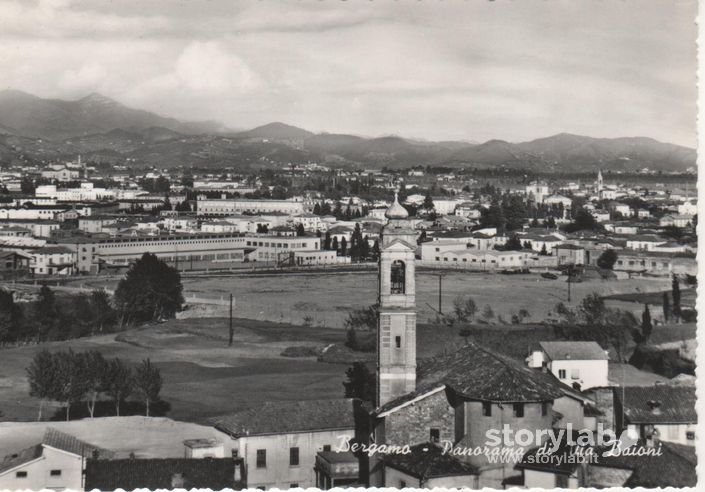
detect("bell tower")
(377, 191), (417, 407)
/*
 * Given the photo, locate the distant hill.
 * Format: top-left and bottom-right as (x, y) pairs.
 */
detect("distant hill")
(236, 122), (314, 140)
(0, 90), (226, 140)
(0, 90), (695, 172)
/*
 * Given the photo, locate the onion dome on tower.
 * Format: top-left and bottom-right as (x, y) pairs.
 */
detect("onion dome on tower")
(385, 191), (409, 220)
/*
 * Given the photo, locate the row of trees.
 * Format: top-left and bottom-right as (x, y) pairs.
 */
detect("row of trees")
(0, 286), (116, 344)
(0, 253), (185, 344)
(27, 350), (163, 420)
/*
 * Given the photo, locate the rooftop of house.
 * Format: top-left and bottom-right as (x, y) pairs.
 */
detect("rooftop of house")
(84, 458), (239, 491)
(211, 398), (355, 438)
(418, 342), (566, 403)
(383, 442), (478, 480)
(33, 245), (75, 255)
(593, 441), (696, 488)
(0, 428), (113, 476)
(615, 385), (696, 424)
(539, 341), (609, 361)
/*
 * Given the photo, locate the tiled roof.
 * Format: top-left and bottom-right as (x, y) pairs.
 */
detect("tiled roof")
(540, 341), (609, 361)
(374, 383), (446, 416)
(212, 398), (355, 438)
(84, 458), (238, 491)
(615, 385), (696, 424)
(593, 442), (696, 488)
(42, 428), (114, 459)
(0, 445), (42, 475)
(419, 342), (566, 403)
(383, 443), (478, 479)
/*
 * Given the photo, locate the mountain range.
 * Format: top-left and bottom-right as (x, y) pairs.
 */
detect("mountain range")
(0, 90), (695, 172)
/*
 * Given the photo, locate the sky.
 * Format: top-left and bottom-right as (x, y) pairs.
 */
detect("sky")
(0, 0), (697, 147)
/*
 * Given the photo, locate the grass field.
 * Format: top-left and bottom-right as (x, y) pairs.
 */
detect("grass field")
(51, 270), (673, 327)
(0, 318), (349, 423)
(0, 270), (689, 426)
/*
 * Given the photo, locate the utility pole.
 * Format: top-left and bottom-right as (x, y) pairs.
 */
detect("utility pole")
(438, 273), (443, 315)
(228, 293), (234, 346)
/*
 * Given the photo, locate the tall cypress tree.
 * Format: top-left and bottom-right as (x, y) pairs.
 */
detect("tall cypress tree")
(672, 275), (681, 320)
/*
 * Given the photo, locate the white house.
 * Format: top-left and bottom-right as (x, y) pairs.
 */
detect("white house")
(614, 385), (696, 446)
(527, 341), (609, 390)
(212, 399), (355, 490)
(0, 428), (113, 491)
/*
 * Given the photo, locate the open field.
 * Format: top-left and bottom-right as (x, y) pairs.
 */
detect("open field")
(0, 318), (349, 423)
(53, 270), (674, 327)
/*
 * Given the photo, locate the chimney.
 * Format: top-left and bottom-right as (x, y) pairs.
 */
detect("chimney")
(647, 400), (662, 415)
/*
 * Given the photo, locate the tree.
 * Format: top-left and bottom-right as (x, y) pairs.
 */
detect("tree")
(53, 350), (89, 421)
(640, 304), (653, 343)
(313, 203), (321, 215)
(597, 249), (618, 270)
(344, 304), (379, 331)
(453, 296), (477, 323)
(295, 223), (305, 236)
(331, 237), (339, 252)
(80, 351), (108, 418)
(341, 237), (348, 256)
(672, 274), (681, 320)
(343, 362), (375, 402)
(90, 289), (116, 333)
(103, 358), (133, 416)
(372, 239), (380, 260)
(505, 235), (523, 251)
(324, 231), (332, 250)
(579, 293), (607, 326)
(482, 305), (495, 321)
(27, 350), (57, 420)
(114, 253), (184, 324)
(34, 283), (59, 341)
(539, 243), (548, 256)
(423, 193), (435, 212)
(563, 209), (598, 233)
(133, 359), (163, 417)
(662, 292), (671, 323)
(0, 288), (22, 342)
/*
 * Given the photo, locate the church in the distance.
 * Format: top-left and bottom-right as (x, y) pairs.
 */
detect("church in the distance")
(352, 191), (591, 489)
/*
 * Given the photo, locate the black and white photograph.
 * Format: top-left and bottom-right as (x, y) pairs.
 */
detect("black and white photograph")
(0, 0), (699, 490)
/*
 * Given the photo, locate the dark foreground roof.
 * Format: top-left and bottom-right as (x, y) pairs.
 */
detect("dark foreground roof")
(616, 385), (696, 424)
(42, 428), (113, 459)
(84, 458), (238, 491)
(594, 442), (697, 488)
(212, 398), (355, 438)
(383, 443), (478, 480)
(0, 428), (112, 476)
(0, 445), (42, 475)
(419, 342), (566, 402)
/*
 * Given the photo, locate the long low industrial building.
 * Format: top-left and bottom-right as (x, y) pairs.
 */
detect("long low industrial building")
(52, 232), (338, 273)
(196, 197), (307, 216)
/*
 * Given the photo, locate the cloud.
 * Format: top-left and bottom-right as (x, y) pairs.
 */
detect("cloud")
(58, 62), (108, 93)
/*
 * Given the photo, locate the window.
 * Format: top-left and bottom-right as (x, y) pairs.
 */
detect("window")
(395, 336), (401, 348)
(558, 369), (567, 379)
(290, 484), (299, 488)
(50, 470), (62, 477)
(390, 260), (405, 294)
(323, 444), (331, 452)
(686, 431), (695, 441)
(15, 471), (27, 478)
(256, 449), (266, 468)
(482, 402), (492, 417)
(399, 480), (407, 488)
(513, 403), (524, 418)
(430, 428), (440, 443)
(289, 447), (299, 466)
